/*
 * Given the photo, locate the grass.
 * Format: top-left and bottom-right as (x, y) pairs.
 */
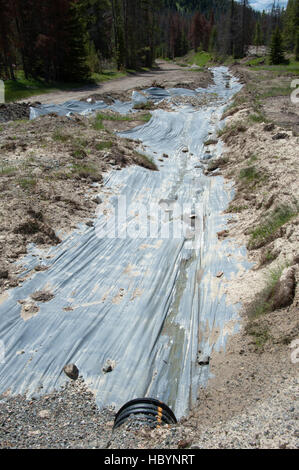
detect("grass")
(133, 151), (158, 171)
(258, 86), (292, 99)
(95, 112), (135, 122)
(227, 204), (249, 213)
(246, 264), (286, 318)
(217, 122), (247, 138)
(186, 50), (214, 67)
(244, 263), (289, 349)
(4, 67), (128, 102)
(91, 70), (127, 83)
(248, 112), (268, 123)
(5, 64), (161, 102)
(52, 131), (71, 143)
(0, 166), (17, 176)
(133, 101), (154, 111)
(239, 166), (262, 183)
(250, 58), (299, 76)
(93, 116), (105, 130)
(71, 138), (89, 159)
(138, 113), (152, 122)
(245, 321), (271, 350)
(260, 249), (277, 266)
(248, 154), (258, 163)
(96, 141), (113, 151)
(17, 177), (37, 190)
(93, 111), (152, 131)
(4, 70), (91, 102)
(71, 163), (100, 180)
(248, 205), (297, 250)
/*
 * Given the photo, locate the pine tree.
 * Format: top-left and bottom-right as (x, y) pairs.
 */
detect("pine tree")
(295, 30), (299, 61)
(283, 0), (298, 51)
(209, 26), (218, 53)
(54, 0), (90, 82)
(269, 26), (285, 64)
(254, 22), (262, 55)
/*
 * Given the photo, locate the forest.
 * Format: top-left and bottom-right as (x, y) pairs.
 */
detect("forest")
(0, 0), (298, 83)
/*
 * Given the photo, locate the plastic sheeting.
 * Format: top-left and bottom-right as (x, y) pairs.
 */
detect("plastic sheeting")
(0, 67), (250, 418)
(29, 81), (209, 120)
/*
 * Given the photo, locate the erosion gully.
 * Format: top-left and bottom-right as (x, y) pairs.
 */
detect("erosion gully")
(0, 67), (251, 419)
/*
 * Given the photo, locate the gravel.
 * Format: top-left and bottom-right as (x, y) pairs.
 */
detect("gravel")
(0, 378), (115, 449)
(1, 374), (298, 449)
(188, 376), (299, 450)
(0, 103), (31, 122)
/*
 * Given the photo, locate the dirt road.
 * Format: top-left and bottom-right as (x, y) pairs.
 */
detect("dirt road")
(23, 61), (212, 105)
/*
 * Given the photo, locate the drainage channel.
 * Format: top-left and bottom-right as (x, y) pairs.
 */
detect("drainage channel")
(0, 67), (250, 420)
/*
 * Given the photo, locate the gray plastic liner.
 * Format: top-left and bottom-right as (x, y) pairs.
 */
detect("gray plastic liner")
(0, 67), (250, 418)
(29, 70), (230, 121)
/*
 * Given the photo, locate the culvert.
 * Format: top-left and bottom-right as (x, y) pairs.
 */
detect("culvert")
(113, 398), (177, 430)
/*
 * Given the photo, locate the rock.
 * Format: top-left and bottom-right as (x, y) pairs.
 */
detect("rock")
(0, 103), (31, 123)
(292, 254), (299, 265)
(102, 359), (116, 374)
(182, 147), (189, 153)
(202, 153), (213, 161)
(63, 363), (79, 381)
(264, 123), (275, 132)
(178, 440), (191, 449)
(264, 194), (275, 210)
(269, 266), (296, 310)
(217, 230), (229, 240)
(0, 269), (9, 279)
(197, 354), (210, 366)
(31, 290), (54, 302)
(34, 265), (49, 272)
(272, 132), (289, 140)
(204, 139), (218, 146)
(38, 410), (51, 419)
(93, 196), (103, 205)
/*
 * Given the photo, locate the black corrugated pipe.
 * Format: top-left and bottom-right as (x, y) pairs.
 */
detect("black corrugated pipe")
(113, 398), (177, 430)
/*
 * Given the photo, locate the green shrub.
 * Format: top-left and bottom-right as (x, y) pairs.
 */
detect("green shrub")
(18, 177), (37, 190)
(248, 205), (297, 249)
(239, 166), (262, 184)
(96, 141), (113, 151)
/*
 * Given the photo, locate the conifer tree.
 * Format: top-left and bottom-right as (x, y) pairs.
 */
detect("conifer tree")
(254, 22), (262, 55)
(295, 30), (299, 61)
(269, 26), (285, 64)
